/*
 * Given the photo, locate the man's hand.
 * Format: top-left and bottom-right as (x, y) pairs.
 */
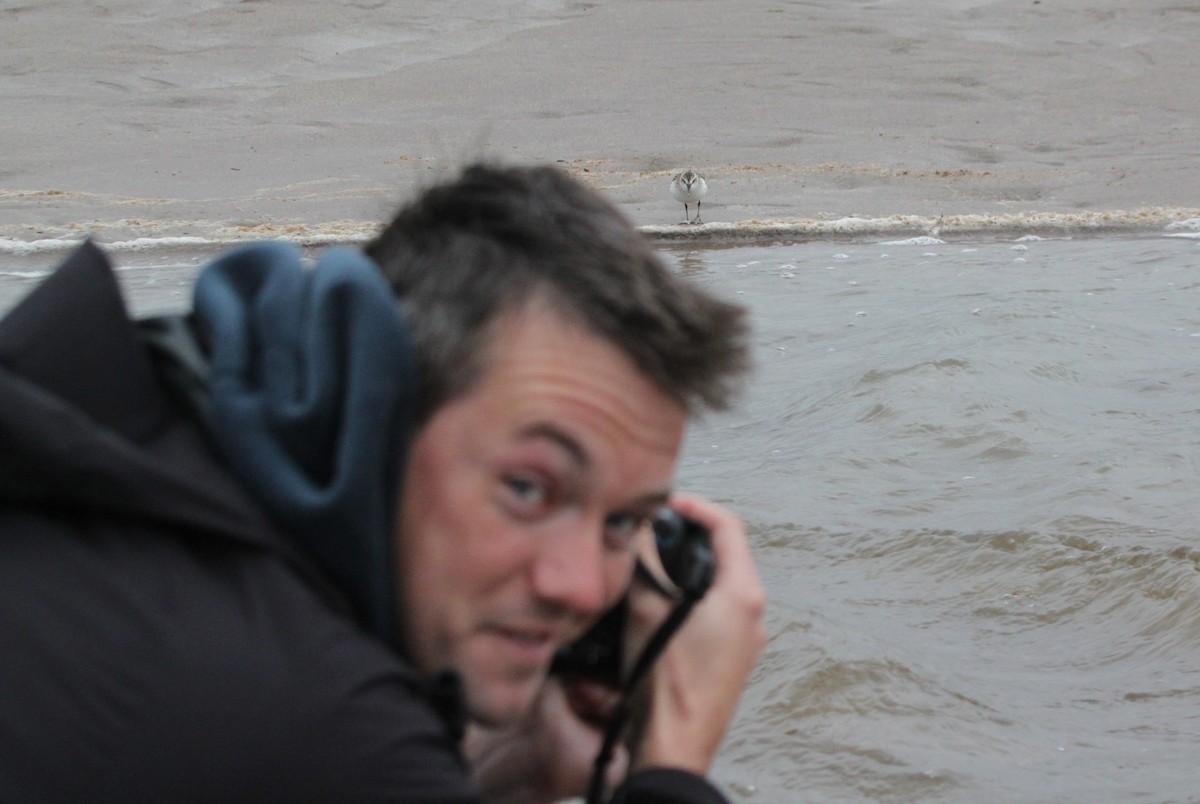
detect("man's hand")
(624, 493), (766, 775)
(465, 494), (764, 800)
(464, 676), (627, 804)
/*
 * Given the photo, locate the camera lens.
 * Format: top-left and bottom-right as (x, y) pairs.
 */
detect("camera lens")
(652, 509), (714, 598)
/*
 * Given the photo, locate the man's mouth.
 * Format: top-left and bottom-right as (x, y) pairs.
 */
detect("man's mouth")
(488, 624), (562, 667)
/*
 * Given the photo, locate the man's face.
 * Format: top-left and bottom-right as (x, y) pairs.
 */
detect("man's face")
(395, 304), (688, 726)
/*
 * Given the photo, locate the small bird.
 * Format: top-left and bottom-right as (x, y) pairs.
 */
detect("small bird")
(670, 170), (707, 224)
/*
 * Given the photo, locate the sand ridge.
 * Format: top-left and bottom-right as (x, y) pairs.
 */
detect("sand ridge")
(2, 0), (1197, 243)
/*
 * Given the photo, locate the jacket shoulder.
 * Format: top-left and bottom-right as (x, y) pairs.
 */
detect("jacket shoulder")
(0, 240), (169, 440)
(0, 511), (479, 802)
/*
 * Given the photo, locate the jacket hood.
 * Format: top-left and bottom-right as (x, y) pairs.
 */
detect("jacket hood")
(0, 241), (280, 546)
(0, 241), (418, 648)
(192, 241), (417, 647)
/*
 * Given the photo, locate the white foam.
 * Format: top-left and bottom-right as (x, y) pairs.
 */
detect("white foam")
(0, 231), (373, 257)
(881, 236), (946, 246)
(1165, 218), (1200, 232)
(0, 270), (51, 279)
(0, 238), (83, 256)
(106, 237), (220, 252)
(0, 236), (220, 256)
(6, 208), (1200, 256)
(639, 208), (1200, 243)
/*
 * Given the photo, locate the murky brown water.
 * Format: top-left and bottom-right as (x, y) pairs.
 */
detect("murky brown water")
(4, 233), (1200, 801)
(672, 234), (1200, 801)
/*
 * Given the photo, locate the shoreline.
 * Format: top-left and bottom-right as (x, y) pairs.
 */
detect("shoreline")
(3, 207), (1198, 258)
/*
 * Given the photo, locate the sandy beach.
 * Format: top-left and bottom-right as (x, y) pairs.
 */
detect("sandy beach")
(2, 0), (1198, 245)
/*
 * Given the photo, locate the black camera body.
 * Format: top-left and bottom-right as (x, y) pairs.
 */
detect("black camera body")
(550, 509), (714, 685)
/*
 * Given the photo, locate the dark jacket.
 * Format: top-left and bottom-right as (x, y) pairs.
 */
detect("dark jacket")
(0, 242), (728, 803)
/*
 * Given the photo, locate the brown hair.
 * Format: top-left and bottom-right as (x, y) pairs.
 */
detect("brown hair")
(366, 163), (750, 422)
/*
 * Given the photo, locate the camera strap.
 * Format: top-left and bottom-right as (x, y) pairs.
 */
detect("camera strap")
(584, 584), (705, 804)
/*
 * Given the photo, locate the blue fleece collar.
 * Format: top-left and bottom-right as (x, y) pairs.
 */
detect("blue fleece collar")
(192, 241), (416, 647)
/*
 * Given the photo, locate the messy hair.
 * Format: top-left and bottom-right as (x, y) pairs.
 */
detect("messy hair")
(366, 163), (750, 422)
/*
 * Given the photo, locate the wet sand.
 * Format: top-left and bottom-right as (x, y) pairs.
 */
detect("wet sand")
(2, 0), (1198, 244)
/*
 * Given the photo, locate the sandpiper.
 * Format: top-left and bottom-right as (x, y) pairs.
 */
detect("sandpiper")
(670, 170), (707, 224)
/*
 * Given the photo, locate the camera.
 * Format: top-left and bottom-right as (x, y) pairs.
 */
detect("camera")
(549, 508), (714, 685)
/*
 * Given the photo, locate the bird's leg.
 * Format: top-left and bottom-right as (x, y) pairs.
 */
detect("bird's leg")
(682, 204), (691, 224)
(692, 200), (703, 225)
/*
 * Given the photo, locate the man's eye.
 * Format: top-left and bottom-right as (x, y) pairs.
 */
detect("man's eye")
(603, 513), (646, 550)
(505, 476), (548, 507)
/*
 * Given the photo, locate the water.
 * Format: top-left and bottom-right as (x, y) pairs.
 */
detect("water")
(3, 233), (1200, 800)
(0, 245), (213, 318)
(669, 234), (1200, 801)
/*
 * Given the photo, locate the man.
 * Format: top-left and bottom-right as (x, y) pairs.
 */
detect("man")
(0, 163), (764, 802)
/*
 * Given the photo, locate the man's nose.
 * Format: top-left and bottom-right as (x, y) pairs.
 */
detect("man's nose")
(530, 519), (610, 618)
